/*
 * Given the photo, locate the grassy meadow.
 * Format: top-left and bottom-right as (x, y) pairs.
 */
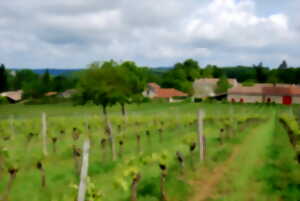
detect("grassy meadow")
(0, 102), (299, 201)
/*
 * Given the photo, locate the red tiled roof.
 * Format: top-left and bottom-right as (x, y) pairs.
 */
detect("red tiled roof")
(45, 92), (58, 96)
(148, 82), (160, 90)
(154, 88), (188, 98)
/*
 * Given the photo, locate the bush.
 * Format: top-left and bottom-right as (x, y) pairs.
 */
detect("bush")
(0, 96), (9, 104)
(24, 96), (70, 105)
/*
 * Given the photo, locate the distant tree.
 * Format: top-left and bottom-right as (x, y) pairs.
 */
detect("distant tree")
(278, 60), (288, 69)
(253, 62), (268, 83)
(22, 79), (44, 99)
(162, 59), (201, 94)
(211, 65), (224, 78)
(12, 69), (38, 90)
(202, 65), (214, 78)
(215, 75), (232, 94)
(41, 69), (51, 92)
(75, 60), (123, 117)
(0, 64), (8, 92)
(52, 75), (76, 92)
(267, 70), (279, 86)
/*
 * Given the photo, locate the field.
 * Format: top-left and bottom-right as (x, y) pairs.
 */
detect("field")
(0, 102), (299, 201)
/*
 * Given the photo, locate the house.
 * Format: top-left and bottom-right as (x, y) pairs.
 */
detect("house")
(228, 84), (300, 105)
(45, 91), (58, 97)
(59, 89), (77, 98)
(0, 90), (23, 103)
(143, 83), (188, 102)
(193, 78), (239, 99)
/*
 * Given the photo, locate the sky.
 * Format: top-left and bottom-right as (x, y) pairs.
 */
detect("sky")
(0, 0), (299, 69)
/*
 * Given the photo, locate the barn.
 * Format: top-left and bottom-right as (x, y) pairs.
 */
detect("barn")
(228, 84), (300, 105)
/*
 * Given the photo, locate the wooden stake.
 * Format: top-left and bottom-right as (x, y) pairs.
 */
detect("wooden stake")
(197, 110), (205, 161)
(105, 120), (117, 161)
(77, 139), (90, 201)
(41, 112), (48, 156)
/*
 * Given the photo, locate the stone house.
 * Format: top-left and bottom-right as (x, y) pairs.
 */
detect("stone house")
(193, 78), (239, 99)
(228, 84), (300, 105)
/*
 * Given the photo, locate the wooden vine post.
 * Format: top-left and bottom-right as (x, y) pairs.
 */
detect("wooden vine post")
(105, 119), (117, 161)
(41, 112), (48, 156)
(77, 139), (90, 201)
(197, 110), (205, 161)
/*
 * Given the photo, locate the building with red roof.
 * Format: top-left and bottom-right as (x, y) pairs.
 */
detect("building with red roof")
(143, 83), (188, 102)
(228, 84), (300, 105)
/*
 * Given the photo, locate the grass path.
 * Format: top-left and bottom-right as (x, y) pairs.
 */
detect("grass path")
(189, 113), (275, 201)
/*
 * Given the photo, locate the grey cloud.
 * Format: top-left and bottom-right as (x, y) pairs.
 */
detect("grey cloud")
(0, 0), (299, 68)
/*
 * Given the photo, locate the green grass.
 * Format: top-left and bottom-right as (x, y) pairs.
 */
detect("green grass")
(0, 102), (298, 201)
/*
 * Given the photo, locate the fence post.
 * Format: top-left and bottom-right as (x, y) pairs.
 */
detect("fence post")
(42, 112), (48, 156)
(77, 139), (90, 201)
(197, 110), (205, 161)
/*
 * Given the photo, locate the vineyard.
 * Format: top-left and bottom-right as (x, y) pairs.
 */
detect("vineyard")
(0, 103), (299, 201)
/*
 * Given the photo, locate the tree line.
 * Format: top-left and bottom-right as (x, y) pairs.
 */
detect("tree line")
(0, 59), (299, 101)
(0, 65), (78, 98)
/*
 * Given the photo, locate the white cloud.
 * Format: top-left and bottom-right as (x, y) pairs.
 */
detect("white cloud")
(0, 0), (299, 68)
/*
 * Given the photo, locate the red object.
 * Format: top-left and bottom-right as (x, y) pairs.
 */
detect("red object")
(282, 96), (292, 105)
(155, 88), (188, 98)
(240, 98), (244, 103)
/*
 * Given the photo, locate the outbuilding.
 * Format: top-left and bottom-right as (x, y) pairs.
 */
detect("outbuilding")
(228, 84), (300, 105)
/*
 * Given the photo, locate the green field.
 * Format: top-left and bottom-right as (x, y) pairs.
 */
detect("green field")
(0, 102), (299, 201)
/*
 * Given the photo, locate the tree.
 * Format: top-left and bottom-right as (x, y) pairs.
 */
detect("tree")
(267, 70), (279, 86)
(117, 61), (146, 116)
(0, 64), (8, 92)
(253, 62), (268, 83)
(12, 69), (38, 90)
(41, 69), (51, 93)
(161, 59), (201, 95)
(76, 60), (123, 117)
(215, 75), (232, 94)
(278, 60), (288, 69)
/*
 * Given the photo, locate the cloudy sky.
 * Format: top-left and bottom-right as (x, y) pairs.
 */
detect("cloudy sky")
(0, 0), (299, 68)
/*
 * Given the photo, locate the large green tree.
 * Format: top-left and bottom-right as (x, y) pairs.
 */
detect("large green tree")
(76, 60), (145, 117)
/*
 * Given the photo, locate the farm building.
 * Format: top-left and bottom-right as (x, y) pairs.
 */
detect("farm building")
(143, 82), (188, 102)
(228, 84), (300, 105)
(0, 90), (23, 103)
(45, 91), (58, 97)
(193, 78), (239, 99)
(59, 89), (78, 98)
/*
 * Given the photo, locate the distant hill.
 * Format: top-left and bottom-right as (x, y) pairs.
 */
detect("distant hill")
(10, 66), (171, 76)
(11, 68), (83, 76)
(151, 66), (172, 73)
